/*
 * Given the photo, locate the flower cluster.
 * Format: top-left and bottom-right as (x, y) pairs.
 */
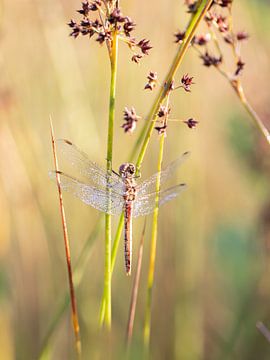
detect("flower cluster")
(200, 52), (222, 67)
(121, 107), (140, 133)
(155, 105), (171, 135)
(186, 0), (249, 78)
(144, 71), (158, 91)
(184, 118), (198, 129)
(180, 74), (194, 92)
(174, 30), (186, 44)
(68, 1), (152, 63)
(185, 1), (198, 14)
(192, 33), (211, 46)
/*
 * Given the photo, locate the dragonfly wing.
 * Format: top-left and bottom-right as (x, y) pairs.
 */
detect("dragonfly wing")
(49, 171), (124, 216)
(136, 152), (189, 197)
(133, 183), (187, 217)
(56, 139), (125, 194)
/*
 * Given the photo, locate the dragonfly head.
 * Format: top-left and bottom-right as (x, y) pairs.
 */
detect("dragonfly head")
(119, 163), (136, 178)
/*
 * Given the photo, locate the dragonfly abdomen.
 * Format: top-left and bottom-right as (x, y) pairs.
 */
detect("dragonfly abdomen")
(124, 202), (133, 275)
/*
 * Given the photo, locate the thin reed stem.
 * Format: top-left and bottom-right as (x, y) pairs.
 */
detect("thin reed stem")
(99, 213), (124, 325)
(99, 0), (213, 326)
(104, 30), (119, 329)
(212, 62), (270, 144)
(143, 128), (165, 353)
(230, 80), (270, 145)
(38, 218), (102, 360)
(50, 120), (81, 358)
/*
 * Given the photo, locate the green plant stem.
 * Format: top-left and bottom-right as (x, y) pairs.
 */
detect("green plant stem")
(143, 134), (165, 352)
(99, 0), (213, 326)
(104, 30), (118, 329)
(99, 213), (124, 325)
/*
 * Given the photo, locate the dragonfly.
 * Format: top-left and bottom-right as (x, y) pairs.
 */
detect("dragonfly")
(49, 139), (189, 275)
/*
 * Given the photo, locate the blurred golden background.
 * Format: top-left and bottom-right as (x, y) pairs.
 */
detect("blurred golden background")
(1, 0), (270, 359)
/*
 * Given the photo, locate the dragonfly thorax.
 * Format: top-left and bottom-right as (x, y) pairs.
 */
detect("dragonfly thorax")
(119, 163), (136, 179)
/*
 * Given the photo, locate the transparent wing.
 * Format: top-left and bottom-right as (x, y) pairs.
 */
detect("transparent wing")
(136, 152), (190, 197)
(133, 183), (187, 217)
(49, 171), (124, 215)
(56, 139), (125, 194)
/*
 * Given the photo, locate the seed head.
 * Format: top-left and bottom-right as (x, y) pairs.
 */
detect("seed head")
(144, 71), (158, 91)
(108, 8), (126, 24)
(174, 30), (186, 43)
(204, 12), (215, 25)
(122, 107), (140, 133)
(137, 39), (152, 55)
(181, 74), (194, 92)
(77, 1), (90, 16)
(216, 15), (228, 33)
(69, 21), (81, 38)
(157, 105), (170, 118)
(200, 51), (222, 67)
(131, 54), (143, 64)
(236, 31), (249, 41)
(89, 0), (102, 11)
(192, 33), (211, 46)
(96, 30), (112, 44)
(155, 124), (167, 136)
(223, 33), (234, 44)
(184, 118), (198, 129)
(185, 1), (198, 13)
(123, 17), (136, 36)
(235, 59), (245, 76)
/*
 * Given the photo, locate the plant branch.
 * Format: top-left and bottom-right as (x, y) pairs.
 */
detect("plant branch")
(231, 79), (270, 145)
(143, 134), (165, 354)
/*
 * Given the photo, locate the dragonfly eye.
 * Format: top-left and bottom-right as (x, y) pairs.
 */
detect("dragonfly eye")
(119, 163), (136, 177)
(128, 164), (135, 175)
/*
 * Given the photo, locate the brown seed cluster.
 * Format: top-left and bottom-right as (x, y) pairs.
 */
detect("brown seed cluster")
(174, 30), (186, 44)
(122, 107), (140, 134)
(185, 1), (198, 14)
(184, 118), (198, 129)
(155, 104), (171, 135)
(186, 0), (249, 78)
(180, 74), (194, 92)
(200, 52), (222, 67)
(144, 71), (158, 91)
(192, 33), (211, 46)
(68, 1), (152, 63)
